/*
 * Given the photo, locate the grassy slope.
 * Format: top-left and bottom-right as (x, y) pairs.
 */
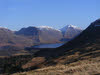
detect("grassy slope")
(13, 57), (100, 75)
(12, 19), (100, 75)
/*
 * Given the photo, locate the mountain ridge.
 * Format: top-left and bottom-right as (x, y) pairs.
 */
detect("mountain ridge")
(1, 19), (100, 75)
(0, 25), (82, 56)
(22, 19), (100, 70)
(15, 25), (82, 44)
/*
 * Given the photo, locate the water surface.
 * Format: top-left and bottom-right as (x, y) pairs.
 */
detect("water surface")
(33, 43), (65, 48)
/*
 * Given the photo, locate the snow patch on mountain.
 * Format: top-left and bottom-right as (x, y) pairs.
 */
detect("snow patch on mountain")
(37, 26), (61, 32)
(60, 24), (81, 32)
(0, 26), (9, 29)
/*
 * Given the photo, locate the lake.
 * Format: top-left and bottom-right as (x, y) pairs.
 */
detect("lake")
(33, 43), (65, 48)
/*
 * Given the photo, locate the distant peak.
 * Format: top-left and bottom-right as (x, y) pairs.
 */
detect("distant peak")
(0, 26), (7, 29)
(60, 24), (82, 32)
(37, 26), (61, 32)
(38, 26), (53, 29)
(0, 26), (10, 30)
(67, 24), (78, 28)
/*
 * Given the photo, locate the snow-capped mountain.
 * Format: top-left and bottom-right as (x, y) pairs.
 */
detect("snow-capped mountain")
(15, 26), (63, 44)
(37, 26), (63, 43)
(60, 25), (82, 39)
(35, 19), (100, 69)
(15, 25), (83, 44)
(0, 25), (83, 50)
(61, 24), (81, 33)
(37, 26), (61, 32)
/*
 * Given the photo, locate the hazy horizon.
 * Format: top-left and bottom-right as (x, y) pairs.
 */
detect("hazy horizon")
(0, 0), (99, 30)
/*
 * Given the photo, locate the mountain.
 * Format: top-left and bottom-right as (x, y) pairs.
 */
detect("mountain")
(0, 25), (82, 56)
(60, 25), (82, 40)
(60, 19), (100, 50)
(15, 26), (40, 44)
(15, 25), (82, 44)
(0, 27), (34, 52)
(15, 26), (63, 44)
(21, 19), (100, 72)
(45, 19), (100, 64)
(0, 25), (83, 50)
(38, 26), (63, 43)
(1, 19), (100, 75)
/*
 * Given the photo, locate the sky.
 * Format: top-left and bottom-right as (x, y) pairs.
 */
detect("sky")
(0, 0), (99, 30)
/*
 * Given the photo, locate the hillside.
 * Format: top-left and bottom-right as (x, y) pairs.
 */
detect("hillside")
(38, 19), (100, 65)
(0, 28), (34, 56)
(38, 26), (63, 43)
(0, 25), (82, 56)
(15, 25), (82, 44)
(0, 27), (34, 48)
(1, 19), (99, 74)
(15, 26), (63, 44)
(13, 59), (100, 75)
(60, 25), (82, 40)
(15, 26), (40, 44)
(14, 19), (100, 75)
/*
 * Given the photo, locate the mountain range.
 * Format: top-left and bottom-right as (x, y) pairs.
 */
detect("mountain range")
(0, 28), (33, 49)
(0, 19), (100, 75)
(0, 25), (82, 50)
(19, 19), (100, 74)
(15, 25), (82, 44)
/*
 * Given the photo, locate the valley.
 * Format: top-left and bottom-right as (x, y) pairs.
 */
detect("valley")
(0, 19), (100, 75)
(10, 19), (100, 75)
(0, 0), (98, 74)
